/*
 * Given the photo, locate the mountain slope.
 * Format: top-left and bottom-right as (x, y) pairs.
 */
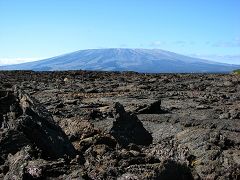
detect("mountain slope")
(1, 48), (239, 73)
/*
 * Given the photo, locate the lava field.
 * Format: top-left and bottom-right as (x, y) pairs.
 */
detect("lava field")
(0, 71), (240, 179)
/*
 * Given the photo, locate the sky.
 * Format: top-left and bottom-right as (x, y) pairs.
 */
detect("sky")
(0, 0), (239, 65)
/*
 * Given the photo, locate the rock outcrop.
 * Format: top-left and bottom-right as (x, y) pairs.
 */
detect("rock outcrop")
(110, 102), (153, 146)
(0, 87), (76, 161)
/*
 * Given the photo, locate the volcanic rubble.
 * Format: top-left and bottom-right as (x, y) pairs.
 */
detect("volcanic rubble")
(0, 70), (240, 179)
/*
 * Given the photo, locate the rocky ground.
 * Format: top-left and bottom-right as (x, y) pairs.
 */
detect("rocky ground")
(0, 70), (240, 180)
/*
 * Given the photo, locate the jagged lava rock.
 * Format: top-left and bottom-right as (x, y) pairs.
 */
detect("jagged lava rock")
(0, 87), (76, 159)
(110, 102), (153, 146)
(136, 99), (163, 114)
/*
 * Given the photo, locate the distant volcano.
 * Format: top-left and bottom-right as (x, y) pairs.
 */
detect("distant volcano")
(1, 48), (239, 73)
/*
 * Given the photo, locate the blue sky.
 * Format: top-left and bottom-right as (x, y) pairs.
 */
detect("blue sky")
(0, 0), (239, 65)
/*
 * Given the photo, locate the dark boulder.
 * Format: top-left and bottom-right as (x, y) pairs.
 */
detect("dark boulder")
(110, 102), (152, 146)
(136, 100), (164, 114)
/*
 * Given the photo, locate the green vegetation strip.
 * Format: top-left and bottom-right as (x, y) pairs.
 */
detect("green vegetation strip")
(233, 69), (240, 74)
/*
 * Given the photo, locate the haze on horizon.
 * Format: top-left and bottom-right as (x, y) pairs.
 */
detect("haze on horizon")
(0, 0), (239, 65)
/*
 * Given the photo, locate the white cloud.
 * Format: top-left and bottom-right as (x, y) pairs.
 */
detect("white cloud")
(149, 41), (166, 47)
(212, 38), (240, 48)
(0, 58), (43, 66)
(150, 40), (196, 48)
